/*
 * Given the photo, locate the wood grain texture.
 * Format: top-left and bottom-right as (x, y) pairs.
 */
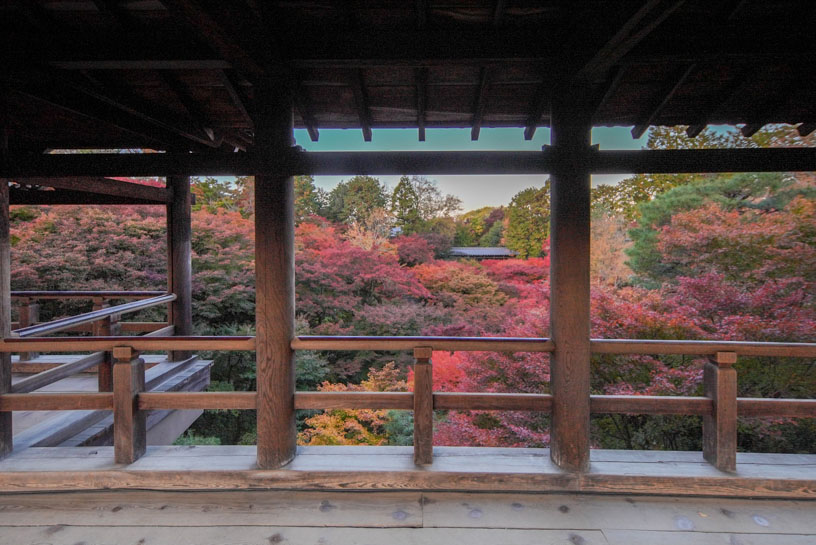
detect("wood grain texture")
(255, 77), (296, 469)
(0, 393), (113, 411)
(703, 360), (737, 472)
(167, 175), (193, 361)
(14, 176), (171, 203)
(138, 391), (256, 410)
(590, 395), (712, 415)
(0, 178), (10, 458)
(548, 90), (592, 472)
(295, 391), (412, 410)
(0, 336), (255, 353)
(413, 357), (433, 465)
(293, 335), (554, 352)
(16, 301), (38, 361)
(92, 315), (118, 392)
(738, 398), (816, 418)
(435, 392), (552, 411)
(113, 355), (146, 464)
(591, 339), (816, 358)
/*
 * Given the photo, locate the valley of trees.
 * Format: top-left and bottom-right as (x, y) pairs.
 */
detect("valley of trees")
(9, 125), (816, 453)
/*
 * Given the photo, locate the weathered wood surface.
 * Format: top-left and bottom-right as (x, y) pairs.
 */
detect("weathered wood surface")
(112, 349), (145, 464)
(10, 352), (105, 394)
(0, 489), (814, 545)
(0, 336), (255, 353)
(254, 78), (297, 469)
(0, 178), (10, 458)
(293, 336), (555, 352)
(0, 446), (814, 498)
(703, 353), (738, 472)
(167, 175), (192, 361)
(548, 91), (592, 472)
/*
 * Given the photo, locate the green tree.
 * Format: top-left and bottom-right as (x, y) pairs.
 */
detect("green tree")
(325, 175), (388, 224)
(390, 176), (422, 234)
(294, 175), (321, 223)
(505, 183), (550, 258)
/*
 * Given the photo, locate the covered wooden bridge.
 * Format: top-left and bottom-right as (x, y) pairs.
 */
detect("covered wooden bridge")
(0, 1), (815, 543)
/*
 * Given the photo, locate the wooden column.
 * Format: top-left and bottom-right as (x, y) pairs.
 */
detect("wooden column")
(413, 347), (434, 465)
(93, 314), (120, 392)
(255, 78), (297, 469)
(548, 88), (592, 472)
(167, 175), (193, 361)
(18, 298), (39, 361)
(703, 351), (738, 472)
(0, 178), (11, 459)
(113, 346), (146, 464)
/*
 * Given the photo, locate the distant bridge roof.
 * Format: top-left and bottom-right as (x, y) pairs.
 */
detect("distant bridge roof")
(449, 247), (518, 258)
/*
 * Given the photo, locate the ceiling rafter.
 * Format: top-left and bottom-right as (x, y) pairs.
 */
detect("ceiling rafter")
(590, 66), (626, 123)
(470, 67), (492, 141)
(686, 69), (752, 138)
(416, 68), (428, 142)
(576, 0), (686, 80)
(350, 71), (373, 142)
(631, 63), (697, 139)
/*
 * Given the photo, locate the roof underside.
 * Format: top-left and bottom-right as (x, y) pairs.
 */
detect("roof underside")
(2, 0), (814, 153)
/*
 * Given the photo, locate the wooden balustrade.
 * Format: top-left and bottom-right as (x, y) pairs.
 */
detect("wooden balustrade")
(0, 335), (814, 470)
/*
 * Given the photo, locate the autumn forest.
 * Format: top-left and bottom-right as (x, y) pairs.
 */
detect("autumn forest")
(10, 126), (816, 453)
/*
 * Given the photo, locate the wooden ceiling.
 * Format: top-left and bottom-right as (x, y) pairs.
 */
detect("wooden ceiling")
(2, 0), (814, 153)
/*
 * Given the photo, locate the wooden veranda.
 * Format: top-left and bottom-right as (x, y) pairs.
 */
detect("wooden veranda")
(0, 1), (815, 543)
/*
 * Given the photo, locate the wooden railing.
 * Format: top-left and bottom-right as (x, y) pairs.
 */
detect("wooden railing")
(0, 335), (814, 470)
(8, 294), (176, 395)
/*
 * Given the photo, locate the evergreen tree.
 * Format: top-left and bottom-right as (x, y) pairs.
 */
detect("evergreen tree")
(505, 183), (550, 258)
(390, 176), (422, 234)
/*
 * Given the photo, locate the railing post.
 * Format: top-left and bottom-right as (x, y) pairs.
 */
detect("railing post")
(255, 76), (297, 469)
(113, 346), (146, 464)
(548, 87), (592, 472)
(17, 297), (39, 361)
(94, 314), (120, 392)
(167, 175), (192, 362)
(703, 351), (738, 472)
(413, 347), (434, 465)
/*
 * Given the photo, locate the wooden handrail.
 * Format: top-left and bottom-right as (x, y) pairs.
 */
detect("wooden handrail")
(12, 294), (175, 337)
(292, 336), (555, 352)
(0, 336), (254, 352)
(11, 290), (167, 300)
(591, 339), (816, 358)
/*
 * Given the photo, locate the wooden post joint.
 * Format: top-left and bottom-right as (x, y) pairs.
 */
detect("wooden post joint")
(414, 346), (433, 361)
(713, 351), (737, 367)
(113, 346), (138, 363)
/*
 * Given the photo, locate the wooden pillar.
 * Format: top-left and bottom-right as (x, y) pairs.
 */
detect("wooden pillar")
(413, 347), (434, 465)
(0, 178), (11, 459)
(167, 175), (193, 361)
(255, 78), (297, 469)
(703, 351), (738, 472)
(113, 346), (146, 464)
(18, 298), (39, 361)
(548, 88), (592, 472)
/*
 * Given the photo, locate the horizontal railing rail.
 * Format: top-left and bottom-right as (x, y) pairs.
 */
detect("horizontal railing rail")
(12, 294), (175, 338)
(11, 290), (167, 300)
(1, 335), (814, 470)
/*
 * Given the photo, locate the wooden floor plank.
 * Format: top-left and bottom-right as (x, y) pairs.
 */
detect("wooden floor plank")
(0, 526), (610, 545)
(603, 530), (815, 545)
(0, 490), (423, 528)
(422, 492), (816, 534)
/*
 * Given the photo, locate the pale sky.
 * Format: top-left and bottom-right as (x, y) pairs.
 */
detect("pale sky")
(293, 127), (647, 211)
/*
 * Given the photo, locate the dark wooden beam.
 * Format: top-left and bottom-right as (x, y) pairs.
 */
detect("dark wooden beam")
(740, 123), (765, 138)
(0, 176), (11, 458)
(218, 70), (253, 130)
(51, 60), (233, 70)
(590, 66), (626, 122)
(416, 0), (429, 29)
(13, 177), (171, 203)
(4, 148), (815, 178)
(291, 81), (319, 142)
(159, 0), (264, 80)
(576, 0), (686, 80)
(523, 79), (549, 141)
(9, 187), (165, 206)
(416, 68), (428, 142)
(159, 72), (218, 144)
(350, 71), (373, 142)
(493, 0), (506, 25)
(631, 63), (697, 139)
(686, 69), (752, 138)
(470, 68), (492, 141)
(798, 123), (816, 137)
